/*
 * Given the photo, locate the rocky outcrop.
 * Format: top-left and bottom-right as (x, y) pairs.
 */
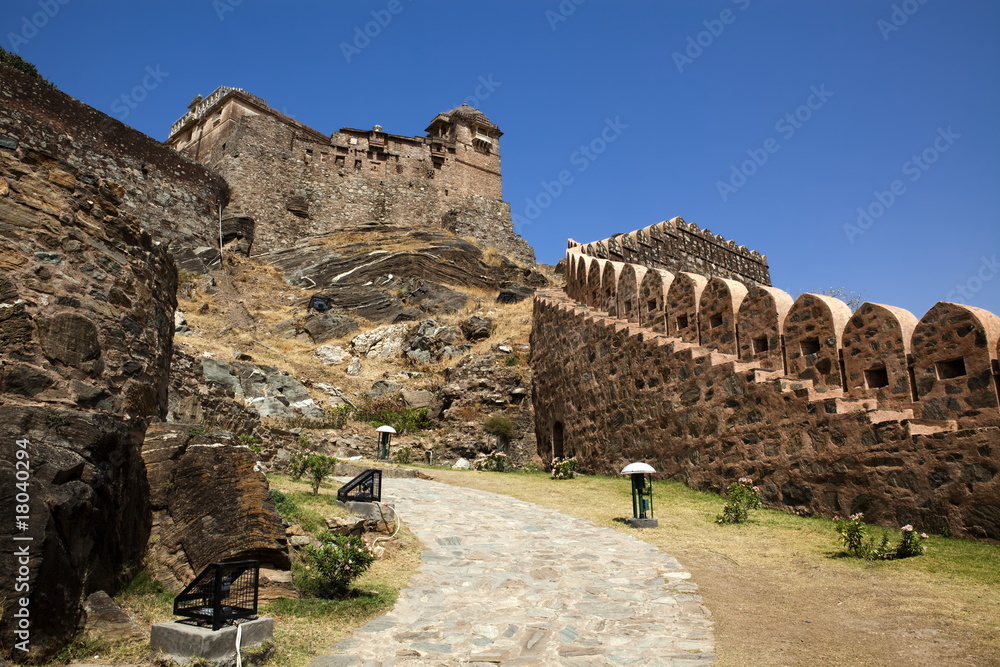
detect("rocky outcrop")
(435, 347), (536, 464)
(167, 346), (327, 426)
(0, 65), (196, 659)
(269, 228), (547, 323)
(141, 424), (291, 593)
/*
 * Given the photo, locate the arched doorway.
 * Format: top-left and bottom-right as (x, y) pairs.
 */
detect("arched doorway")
(552, 421), (565, 459)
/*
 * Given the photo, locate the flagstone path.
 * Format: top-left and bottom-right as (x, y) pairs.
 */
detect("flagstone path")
(309, 478), (714, 666)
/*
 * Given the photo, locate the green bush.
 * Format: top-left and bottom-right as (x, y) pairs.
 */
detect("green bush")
(287, 452), (339, 494)
(0, 47), (48, 83)
(298, 534), (376, 598)
(353, 395), (431, 434)
(834, 514), (928, 560)
(391, 446), (412, 465)
(483, 414), (517, 441)
(716, 477), (762, 524)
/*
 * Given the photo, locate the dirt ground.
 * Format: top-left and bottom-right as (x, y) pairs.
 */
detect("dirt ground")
(425, 469), (1000, 667)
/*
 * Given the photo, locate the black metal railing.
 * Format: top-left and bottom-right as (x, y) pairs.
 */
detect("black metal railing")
(173, 560), (260, 631)
(337, 469), (382, 503)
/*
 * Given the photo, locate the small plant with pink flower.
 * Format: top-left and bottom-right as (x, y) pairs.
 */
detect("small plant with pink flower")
(716, 477), (762, 524)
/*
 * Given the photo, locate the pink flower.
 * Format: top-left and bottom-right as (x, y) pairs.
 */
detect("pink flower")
(901, 525), (913, 532)
(920, 533), (928, 539)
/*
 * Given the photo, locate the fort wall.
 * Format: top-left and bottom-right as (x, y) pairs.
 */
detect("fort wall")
(531, 240), (1000, 541)
(0, 66), (229, 262)
(166, 88), (534, 264)
(569, 217), (771, 286)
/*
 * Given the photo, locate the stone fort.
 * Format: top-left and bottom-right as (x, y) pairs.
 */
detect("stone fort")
(532, 219), (1000, 541)
(166, 86), (533, 264)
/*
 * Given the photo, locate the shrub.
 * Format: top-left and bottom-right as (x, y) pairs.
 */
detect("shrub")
(474, 450), (509, 472)
(483, 414), (517, 442)
(239, 434), (262, 456)
(391, 446), (412, 465)
(288, 451), (339, 494)
(298, 534), (376, 598)
(834, 514), (929, 560)
(0, 47), (48, 83)
(716, 477), (762, 524)
(353, 395), (432, 434)
(504, 354), (520, 366)
(550, 457), (578, 480)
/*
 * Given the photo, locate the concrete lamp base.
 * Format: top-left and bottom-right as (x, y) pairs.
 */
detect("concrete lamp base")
(625, 518), (659, 528)
(150, 617), (273, 666)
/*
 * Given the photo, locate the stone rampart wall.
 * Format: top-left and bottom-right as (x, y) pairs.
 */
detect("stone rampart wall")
(0, 65), (224, 661)
(0, 65), (229, 257)
(531, 245), (1000, 540)
(569, 217), (771, 286)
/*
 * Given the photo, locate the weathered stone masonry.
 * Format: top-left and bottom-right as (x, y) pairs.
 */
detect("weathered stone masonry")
(166, 87), (534, 265)
(532, 232), (1000, 541)
(0, 64), (227, 659)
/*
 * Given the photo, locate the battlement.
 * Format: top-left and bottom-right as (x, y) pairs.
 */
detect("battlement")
(164, 87), (532, 262)
(532, 224), (1000, 540)
(569, 217), (770, 286)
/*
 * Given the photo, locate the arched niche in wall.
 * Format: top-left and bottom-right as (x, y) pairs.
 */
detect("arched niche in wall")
(736, 284), (793, 372)
(842, 303), (918, 409)
(616, 264), (647, 324)
(698, 277), (749, 356)
(638, 268), (675, 333)
(911, 302), (1000, 425)
(665, 272), (708, 344)
(600, 261), (625, 317)
(783, 293), (852, 391)
(586, 257), (605, 309)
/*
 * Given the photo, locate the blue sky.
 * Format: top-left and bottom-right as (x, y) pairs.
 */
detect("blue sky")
(4, 0), (998, 317)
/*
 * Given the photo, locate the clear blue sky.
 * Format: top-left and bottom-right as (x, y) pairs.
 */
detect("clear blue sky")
(4, 0), (998, 317)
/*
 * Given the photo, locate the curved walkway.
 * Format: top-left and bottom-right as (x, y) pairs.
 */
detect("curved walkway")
(310, 478), (714, 666)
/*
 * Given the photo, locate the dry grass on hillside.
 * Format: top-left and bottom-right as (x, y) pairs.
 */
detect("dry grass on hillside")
(425, 469), (1000, 667)
(174, 253), (544, 407)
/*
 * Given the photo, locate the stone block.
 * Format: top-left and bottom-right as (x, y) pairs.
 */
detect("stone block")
(150, 617), (273, 666)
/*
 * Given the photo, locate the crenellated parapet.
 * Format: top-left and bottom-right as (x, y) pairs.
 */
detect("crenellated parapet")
(568, 216), (770, 286)
(563, 244), (1000, 428)
(539, 233), (1000, 540)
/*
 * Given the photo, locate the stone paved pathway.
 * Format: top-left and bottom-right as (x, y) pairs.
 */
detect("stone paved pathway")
(309, 478), (714, 666)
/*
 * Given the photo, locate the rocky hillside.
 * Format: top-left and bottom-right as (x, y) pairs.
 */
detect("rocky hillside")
(169, 227), (555, 468)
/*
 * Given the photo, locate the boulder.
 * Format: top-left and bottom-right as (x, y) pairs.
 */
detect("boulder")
(452, 458), (471, 470)
(302, 312), (359, 343)
(83, 591), (143, 641)
(315, 345), (350, 365)
(497, 284), (535, 304)
(352, 323), (410, 359)
(368, 380), (402, 397)
(141, 424), (292, 594)
(461, 316), (495, 342)
(402, 388), (435, 408)
(347, 357), (362, 376)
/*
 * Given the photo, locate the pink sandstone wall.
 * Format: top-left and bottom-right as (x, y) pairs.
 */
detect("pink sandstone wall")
(532, 245), (1000, 540)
